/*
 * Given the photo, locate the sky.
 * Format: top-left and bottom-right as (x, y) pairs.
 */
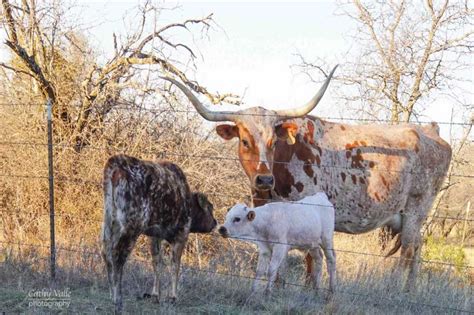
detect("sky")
(2, 1), (472, 140)
(78, 1), (348, 114)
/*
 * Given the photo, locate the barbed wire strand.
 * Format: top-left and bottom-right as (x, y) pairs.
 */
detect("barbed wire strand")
(0, 174), (472, 222)
(205, 234), (473, 269)
(0, 102), (473, 126)
(1, 219), (473, 269)
(0, 141), (472, 179)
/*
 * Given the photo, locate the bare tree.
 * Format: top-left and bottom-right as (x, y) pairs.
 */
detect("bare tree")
(0, 0), (239, 150)
(424, 115), (473, 238)
(0, 1), (248, 251)
(296, 0), (473, 123)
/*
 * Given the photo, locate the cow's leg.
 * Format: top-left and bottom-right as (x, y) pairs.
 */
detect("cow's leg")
(321, 236), (337, 294)
(110, 233), (138, 314)
(265, 244), (290, 294)
(149, 237), (163, 303)
(309, 247), (323, 290)
(169, 239), (186, 302)
(399, 215), (423, 292)
(252, 243), (271, 294)
(101, 239), (114, 298)
(304, 253), (314, 286)
(399, 195), (431, 292)
(101, 217), (115, 299)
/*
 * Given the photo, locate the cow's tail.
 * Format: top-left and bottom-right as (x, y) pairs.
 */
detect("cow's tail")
(379, 214), (402, 257)
(102, 166), (117, 245)
(385, 234), (402, 257)
(102, 155), (130, 240)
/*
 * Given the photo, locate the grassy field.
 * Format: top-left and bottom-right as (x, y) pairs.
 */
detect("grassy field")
(1, 233), (471, 314)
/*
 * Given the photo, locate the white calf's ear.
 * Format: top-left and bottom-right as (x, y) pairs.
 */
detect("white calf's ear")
(247, 210), (256, 221)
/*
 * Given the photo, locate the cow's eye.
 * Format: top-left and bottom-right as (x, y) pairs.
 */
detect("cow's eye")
(233, 217), (241, 223)
(241, 139), (250, 148)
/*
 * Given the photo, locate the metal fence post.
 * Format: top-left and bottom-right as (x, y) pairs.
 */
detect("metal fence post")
(461, 201), (471, 246)
(47, 99), (56, 281)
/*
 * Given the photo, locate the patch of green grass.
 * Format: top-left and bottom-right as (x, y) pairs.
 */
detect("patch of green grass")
(422, 236), (467, 273)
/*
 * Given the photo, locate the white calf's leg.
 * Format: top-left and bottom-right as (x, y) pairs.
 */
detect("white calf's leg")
(322, 236), (336, 293)
(265, 245), (290, 294)
(309, 247), (323, 290)
(251, 243), (271, 294)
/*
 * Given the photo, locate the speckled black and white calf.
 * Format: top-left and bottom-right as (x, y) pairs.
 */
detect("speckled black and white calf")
(101, 154), (217, 314)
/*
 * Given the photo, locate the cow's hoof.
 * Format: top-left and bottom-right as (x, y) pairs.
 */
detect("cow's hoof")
(324, 291), (335, 303)
(402, 282), (416, 293)
(244, 295), (257, 306)
(140, 293), (159, 304)
(313, 288), (320, 296)
(263, 287), (273, 296)
(167, 296), (177, 304)
(141, 293), (152, 300)
(114, 303), (123, 315)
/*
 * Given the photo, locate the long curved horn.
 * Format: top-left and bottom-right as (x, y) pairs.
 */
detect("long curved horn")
(160, 76), (236, 122)
(276, 65), (338, 118)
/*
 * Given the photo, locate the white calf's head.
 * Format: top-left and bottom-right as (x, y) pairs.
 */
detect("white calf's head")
(218, 203), (256, 239)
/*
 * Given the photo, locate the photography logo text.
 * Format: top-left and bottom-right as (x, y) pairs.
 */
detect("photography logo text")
(26, 288), (71, 309)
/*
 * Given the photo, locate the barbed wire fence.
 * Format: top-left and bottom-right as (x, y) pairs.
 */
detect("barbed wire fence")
(0, 99), (473, 313)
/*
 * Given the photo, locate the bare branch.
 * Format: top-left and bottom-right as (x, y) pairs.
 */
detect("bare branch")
(295, 0), (473, 123)
(2, 0), (19, 43)
(134, 14), (213, 53)
(0, 62), (34, 77)
(4, 40), (55, 101)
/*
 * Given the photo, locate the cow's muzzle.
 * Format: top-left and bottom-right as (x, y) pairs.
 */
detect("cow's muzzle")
(218, 226), (229, 238)
(254, 174), (274, 190)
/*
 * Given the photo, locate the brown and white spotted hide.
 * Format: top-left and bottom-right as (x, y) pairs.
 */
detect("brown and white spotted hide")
(220, 114), (451, 289)
(101, 155), (217, 313)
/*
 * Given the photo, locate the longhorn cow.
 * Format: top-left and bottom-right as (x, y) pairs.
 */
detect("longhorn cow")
(161, 67), (452, 289)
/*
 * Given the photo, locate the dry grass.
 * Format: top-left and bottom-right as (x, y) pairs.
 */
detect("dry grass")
(0, 232), (472, 314)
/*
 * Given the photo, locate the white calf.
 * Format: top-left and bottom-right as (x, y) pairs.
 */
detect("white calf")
(218, 192), (336, 294)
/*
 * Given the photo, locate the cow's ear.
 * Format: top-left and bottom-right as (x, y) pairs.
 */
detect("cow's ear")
(243, 195), (252, 207)
(216, 124), (239, 140)
(196, 193), (212, 211)
(247, 210), (256, 222)
(275, 122), (298, 145)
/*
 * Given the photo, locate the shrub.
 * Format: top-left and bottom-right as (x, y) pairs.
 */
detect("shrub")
(422, 236), (467, 273)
